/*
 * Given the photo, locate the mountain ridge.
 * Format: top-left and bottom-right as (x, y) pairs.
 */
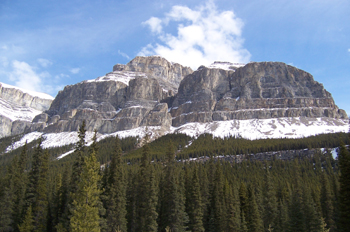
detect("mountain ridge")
(0, 56), (348, 147)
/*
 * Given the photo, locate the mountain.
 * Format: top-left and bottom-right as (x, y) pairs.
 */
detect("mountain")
(0, 82), (54, 138)
(0, 56), (348, 153)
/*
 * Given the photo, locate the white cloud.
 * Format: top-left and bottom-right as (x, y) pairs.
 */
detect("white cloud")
(139, 1), (251, 70)
(118, 50), (130, 59)
(9, 60), (43, 92)
(143, 17), (163, 34)
(70, 68), (80, 74)
(348, 48), (350, 52)
(37, 58), (53, 67)
(1, 45), (8, 50)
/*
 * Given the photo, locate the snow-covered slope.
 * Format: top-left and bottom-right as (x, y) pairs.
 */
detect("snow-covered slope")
(206, 61), (246, 71)
(0, 98), (43, 122)
(0, 82), (54, 100)
(86, 71), (147, 85)
(4, 117), (348, 159)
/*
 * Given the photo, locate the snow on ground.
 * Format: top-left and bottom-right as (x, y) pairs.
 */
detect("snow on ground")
(86, 71), (147, 85)
(4, 117), (349, 159)
(207, 61), (246, 71)
(0, 98), (43, 121)
(170, 117), (349, 140)
(0, 82), (54, 100)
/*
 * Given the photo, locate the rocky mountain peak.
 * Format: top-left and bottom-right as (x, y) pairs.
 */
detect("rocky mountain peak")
(113, 56), (193, 87)
(0, 57), (347, 141)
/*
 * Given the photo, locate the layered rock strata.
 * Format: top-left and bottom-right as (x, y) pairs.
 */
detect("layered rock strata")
(0, 83), (53, 138)
(170, 62), (347, 126)
(0, 57), (346, 139)
(27, 56), (192, 135)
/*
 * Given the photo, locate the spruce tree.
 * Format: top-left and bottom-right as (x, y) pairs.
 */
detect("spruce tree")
(136, 134), (158, 232)
(263, 169), (278, 231)
(18, 205), (34, 232)
(187, 165), (204, 232)
(226, 184), (240, 231)
(32, 149), (50, 232)
(247, 187), (263, 232)
(69, 150), (101, 232)
(105, 136), (127, 232)
(337, 144), (350, 232)
(159, 142), (188, 232)
(320, 170), (335, 231)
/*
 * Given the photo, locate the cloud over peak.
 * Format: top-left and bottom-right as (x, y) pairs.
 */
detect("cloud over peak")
(140, 1), (251, 70)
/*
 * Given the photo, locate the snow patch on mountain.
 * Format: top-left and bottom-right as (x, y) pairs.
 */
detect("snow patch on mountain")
(0, 98), (43, 121)
(86, 71), (147, 85)
(0, 82), (54, 100)
(207, 61), (246, 71)
(4, 117), (348, 159)
(172, 117), (349, 140)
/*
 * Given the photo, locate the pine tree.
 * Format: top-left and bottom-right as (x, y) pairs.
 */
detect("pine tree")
(0, 183), (14, 232)
(18, 205), (34, 232)
(159, 142), (188, 232)
(303, 186), (323, 232)
(320, 170), (335, 231)
(136, 134), (158, 232)
(275, 199), (289, 232)
(239, 182), (248, 226)
(187, 165), (204, 232)
(247, 187), (263, 232)
(70, 121), (87, 194)
(263, 169), (278, 231)
(337, 144), (350, 232)
(32, 149), (50, 232)
(69, 150), (101, 232)
(105, 136), (127, 232)
(226, 185), (240, 231)
(207, 162), (226, 232)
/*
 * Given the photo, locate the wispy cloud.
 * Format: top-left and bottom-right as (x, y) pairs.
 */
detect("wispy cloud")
(9, 60), (44, 92)
(142, 17), (162, 34)
(348, 48), (350, 52)
(37, 58), (53, 67)
(118, 50), (130, 60)
(139, 1), (251, 69)
(70, 68), (80, 74)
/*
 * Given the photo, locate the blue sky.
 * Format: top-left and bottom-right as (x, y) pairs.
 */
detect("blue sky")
(1, 0), (349, 114)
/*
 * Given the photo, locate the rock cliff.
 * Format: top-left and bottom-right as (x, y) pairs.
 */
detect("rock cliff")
(0, 56), (347, 140)
(170, 62), (347, 126)
(0, 83), (53, 138)
(26, 56), (192, 135)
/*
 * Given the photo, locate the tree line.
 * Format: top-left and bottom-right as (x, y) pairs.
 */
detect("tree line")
(0, 122), (350, 231)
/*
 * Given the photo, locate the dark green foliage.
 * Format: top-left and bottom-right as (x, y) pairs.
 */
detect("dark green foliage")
(105, 136), (127, 232)
(247, 187), (263, 232)
(0, 130), (349, 232)
(187, 165), (205, 232)
(321, 170), (335, 231)
(159, 142), (188, 232)
(69, 150), (101, 232)
(338, 144), (350, 232)
(136, 136), (158, 232)
(263, 169), (278, 231)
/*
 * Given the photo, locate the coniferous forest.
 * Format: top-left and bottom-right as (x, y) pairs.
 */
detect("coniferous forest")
(0, 122), (350, 232)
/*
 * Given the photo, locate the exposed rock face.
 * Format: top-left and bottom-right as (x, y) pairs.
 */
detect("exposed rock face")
(170, 62), (347, 126)
(1, 57), (346, 139)
(0, 83), (53, 138)
(113, 56), (193, 88)
(24, 56), (192, 135)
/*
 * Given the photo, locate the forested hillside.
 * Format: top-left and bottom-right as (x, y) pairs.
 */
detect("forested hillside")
(0, 122), (350, 232)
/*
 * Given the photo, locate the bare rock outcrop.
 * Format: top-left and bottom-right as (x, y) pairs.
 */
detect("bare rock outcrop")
(0, 83), (53, 138)
(170, 62), (347, 126)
